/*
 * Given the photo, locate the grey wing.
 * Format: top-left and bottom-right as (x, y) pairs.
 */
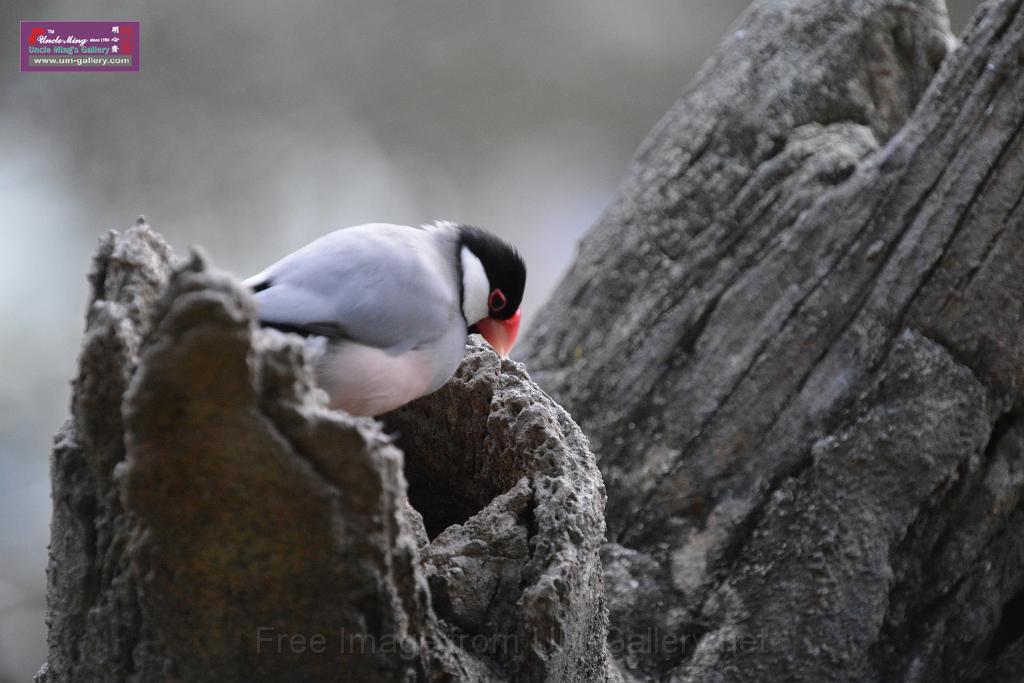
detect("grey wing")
(245, 225), (458, 353)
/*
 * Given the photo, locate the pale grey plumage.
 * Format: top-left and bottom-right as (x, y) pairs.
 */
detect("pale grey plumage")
(245, 222), (471, 416)
(245, 222), (462, 352)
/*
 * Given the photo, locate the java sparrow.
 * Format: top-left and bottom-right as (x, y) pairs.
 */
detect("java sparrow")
(244, 220), (526, 416)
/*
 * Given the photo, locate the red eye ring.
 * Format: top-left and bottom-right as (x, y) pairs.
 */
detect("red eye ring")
(488, 288), (507, 312)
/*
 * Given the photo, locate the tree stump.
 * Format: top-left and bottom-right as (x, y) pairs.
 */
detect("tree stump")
(38, 228), (610, 682)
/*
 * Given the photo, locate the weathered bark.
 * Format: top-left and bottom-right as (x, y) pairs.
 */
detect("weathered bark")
(521, 0), (1024, 680)
(38, 225), (610, 682)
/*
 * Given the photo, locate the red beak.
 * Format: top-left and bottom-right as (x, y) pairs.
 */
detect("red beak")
(475, 308), (521, 359)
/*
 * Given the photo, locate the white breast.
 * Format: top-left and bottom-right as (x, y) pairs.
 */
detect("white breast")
(311, 317), (468, 416)
(311, 341), (438, 416)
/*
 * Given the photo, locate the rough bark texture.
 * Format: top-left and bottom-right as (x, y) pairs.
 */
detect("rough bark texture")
(37, 225), (610, 682)
(39, 0), (1024, 681)
(521, 0), (1024, 681)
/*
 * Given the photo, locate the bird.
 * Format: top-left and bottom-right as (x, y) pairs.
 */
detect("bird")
(244, 220), (526, 417)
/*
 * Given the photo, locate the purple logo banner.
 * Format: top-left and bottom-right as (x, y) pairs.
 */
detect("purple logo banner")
(21, 21), (139, 72)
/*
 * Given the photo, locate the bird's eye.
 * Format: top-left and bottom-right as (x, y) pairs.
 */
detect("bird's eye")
(488, 288), (507, 312)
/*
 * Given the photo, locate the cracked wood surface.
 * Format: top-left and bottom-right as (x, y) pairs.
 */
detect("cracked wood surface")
(522, 0), (1024, 680)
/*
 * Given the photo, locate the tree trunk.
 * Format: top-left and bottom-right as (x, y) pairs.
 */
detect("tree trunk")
(38, 0), (1024, 681)
(37, 229), (610, 682)
(521, 0), (1024, 680)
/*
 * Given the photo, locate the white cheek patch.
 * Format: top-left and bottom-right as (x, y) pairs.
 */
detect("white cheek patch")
(461, 246), (490, 325)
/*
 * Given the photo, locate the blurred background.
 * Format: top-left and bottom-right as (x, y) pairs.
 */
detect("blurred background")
(0, 1), (981, 680)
